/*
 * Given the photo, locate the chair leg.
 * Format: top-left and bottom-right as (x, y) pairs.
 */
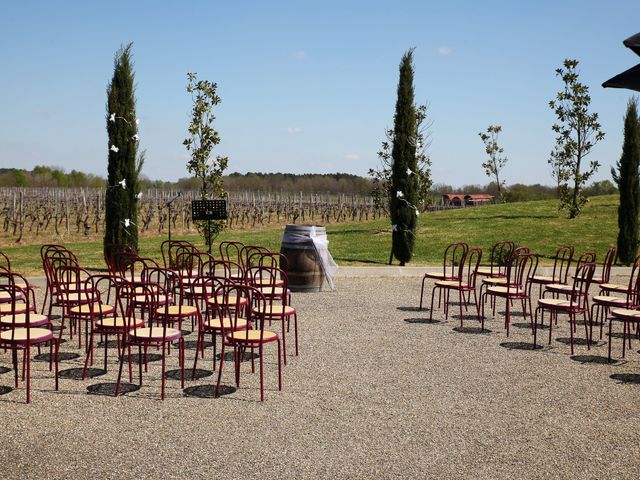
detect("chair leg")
(259, 344), (264, 402)
(608, 319), (613, 362)
(419, 276), (427, 309)
(215, 343), (226, 397)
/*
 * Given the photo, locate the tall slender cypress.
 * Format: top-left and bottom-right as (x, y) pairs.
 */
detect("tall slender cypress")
(390, 49), (419, 265)
(104, 44), (139, 256)
(614, 97), (640, 265)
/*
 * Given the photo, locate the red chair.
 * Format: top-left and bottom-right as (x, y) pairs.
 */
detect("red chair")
(428, 247), (482, 325)
(481, 252), (538, 335)
(0, 284), (59, 403)
(247, 266), (298, 364)
(219, 241), (245, 265)
(592, 245), (616, 286)
(115, 282), (185, 400)
(419, 241), (468, 309)
(529, 245), (574, 295)
(476, 240), (514, 279)
(607, 307), (640, 362)
(544, 251), (596, 297)
(590, 255), (640, 341)
(191, 276), (250, 376)
(534, 262), (595, 354)
(215, 284), (282, 401)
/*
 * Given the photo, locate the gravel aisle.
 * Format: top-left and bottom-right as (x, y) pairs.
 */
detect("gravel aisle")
(1, 275), (639, 479)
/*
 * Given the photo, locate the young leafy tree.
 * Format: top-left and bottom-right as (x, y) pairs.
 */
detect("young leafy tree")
(478, 125), (507, 201)
(183, 72), (228, 249)
(612, 97), (640, 265)
(549, 59), (605, 218)
(104, 43), (140, 256)
(387, 48), (423, 266)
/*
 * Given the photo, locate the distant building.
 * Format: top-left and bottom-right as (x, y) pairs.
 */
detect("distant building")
(442, 193), (495, 207)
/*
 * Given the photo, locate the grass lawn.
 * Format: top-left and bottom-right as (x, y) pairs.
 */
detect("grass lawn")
(1, 194), (619, 274)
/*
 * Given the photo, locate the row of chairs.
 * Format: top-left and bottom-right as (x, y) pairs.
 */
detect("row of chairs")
(419, 241), (638, 360)
(0, 240), (299, 402)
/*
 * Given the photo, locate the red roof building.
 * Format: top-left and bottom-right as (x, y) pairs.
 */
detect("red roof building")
(442, 193), (495, 206)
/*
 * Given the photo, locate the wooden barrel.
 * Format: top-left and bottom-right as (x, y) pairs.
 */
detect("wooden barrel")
(280, 224), (325, 292)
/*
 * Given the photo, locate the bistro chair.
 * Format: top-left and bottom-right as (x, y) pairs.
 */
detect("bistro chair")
(534, 262), (595, 354)
(428, 247), (482, 325)
(215, 284), (282, 401)
(590, 255), (640, 341)
(115, 282), (185, 400)
(481, 252), (538, 335)
(529, 245), (574, 296)
(0, 284), (59, 403)
(419, 241), (468, 310)
(476, 240), (514, 279)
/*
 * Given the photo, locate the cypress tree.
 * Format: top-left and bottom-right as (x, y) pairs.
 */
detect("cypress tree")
(390, 49), (420, 265)
(104, 44), (139, 257)
(614, 97), (640, 265)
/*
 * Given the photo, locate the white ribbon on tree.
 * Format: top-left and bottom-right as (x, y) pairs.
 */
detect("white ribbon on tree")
(282, 225), (339, 290)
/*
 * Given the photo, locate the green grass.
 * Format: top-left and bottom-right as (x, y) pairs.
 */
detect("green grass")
(1, 195), (620, 274)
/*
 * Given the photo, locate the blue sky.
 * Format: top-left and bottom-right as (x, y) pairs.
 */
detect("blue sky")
(1, 1), (639, 186)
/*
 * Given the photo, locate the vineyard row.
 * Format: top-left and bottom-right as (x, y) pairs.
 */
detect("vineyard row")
(0, 188), (388, 242)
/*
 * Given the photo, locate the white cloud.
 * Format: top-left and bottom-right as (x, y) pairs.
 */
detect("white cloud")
(293, 50), (307, 60)
(287, 127), (303, 134)
(344, 153), (360, 160)
(437, 46), (453, 56)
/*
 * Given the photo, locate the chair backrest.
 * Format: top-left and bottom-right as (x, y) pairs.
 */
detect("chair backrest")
(161, 240), (196, 269)
(567, 262), (595, 308)
(550, 245), (574, 284)
(124, 282), (172, 339)
(104, 243), (135, 271)
(442, 242), (468, 279)
(219, 241), (245, 264)
(625, 255), (640, 307)
(0, 251), (10, 271)
(486, 240), (514, 276)
(240, 245), (271, 270)
(573, 251), (596, 280)
(211, 283), (266, 339)
(503, 250), (537, 292)
(462, 247), (483, 288)
(599, 245), (616, 283)
(145, 267), (181, 303)
(175, 250), (213, 279)
(248, 251), (287, 271)
(201, 259), (244, 281)
(0, 284), (36, 335)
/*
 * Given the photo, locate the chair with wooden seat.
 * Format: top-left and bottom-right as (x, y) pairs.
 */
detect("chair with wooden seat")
(543, 251), (595, 298)
(215, 284), (282, 401)
(590, 254), (640, 342)
(246, 266), (297, 364)
(592, 245), (616, 287)
(145, 267), (198, 332)
(529, 245), (574, 295)
(428, 247), (482, 325)
(191, 276), (250, 376)
(534, 262), (595, 354)
(54, 264), (97, 348)
(0, 284), (59, 403)
(419, 241), (468, 309)
(481, 252), (538, 335)
(115, 282), (185, 400)
(607, 307), (640, 362)
(476, 240), (514, 280)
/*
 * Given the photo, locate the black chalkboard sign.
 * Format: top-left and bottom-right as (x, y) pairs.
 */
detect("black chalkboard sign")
(191, 200), (227, 220)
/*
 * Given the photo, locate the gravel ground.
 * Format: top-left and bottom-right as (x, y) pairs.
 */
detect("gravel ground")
(1, 271), (640, 479)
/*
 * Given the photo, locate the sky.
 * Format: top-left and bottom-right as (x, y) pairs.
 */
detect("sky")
(1, 1), (639, 187)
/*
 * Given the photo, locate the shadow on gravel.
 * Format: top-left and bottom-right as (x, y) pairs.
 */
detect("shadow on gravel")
(570, 355), (617, 365)
(512, 322), (547, 330)
(184, 340), (213, 350)
(555, 337), (590, 346)
(500, 342), (543, 351)
(127, 353), (163, 364)
(186, 369), (214, 380)
(608, 332), (627, 339)
(0, 386), (12, 395)
(610, 373), (640, 385)
(164, 368), (214, 381)
(397, 306), (423, 312)
(404, 318), (441, 324)
(453, 326), (491, 335)
(87, 382), (140, 396)
(34, 352), (80, 362)
(183, 384), (236, 398)
(58, 367), (106, 380)
(0, 366), (11, 375)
